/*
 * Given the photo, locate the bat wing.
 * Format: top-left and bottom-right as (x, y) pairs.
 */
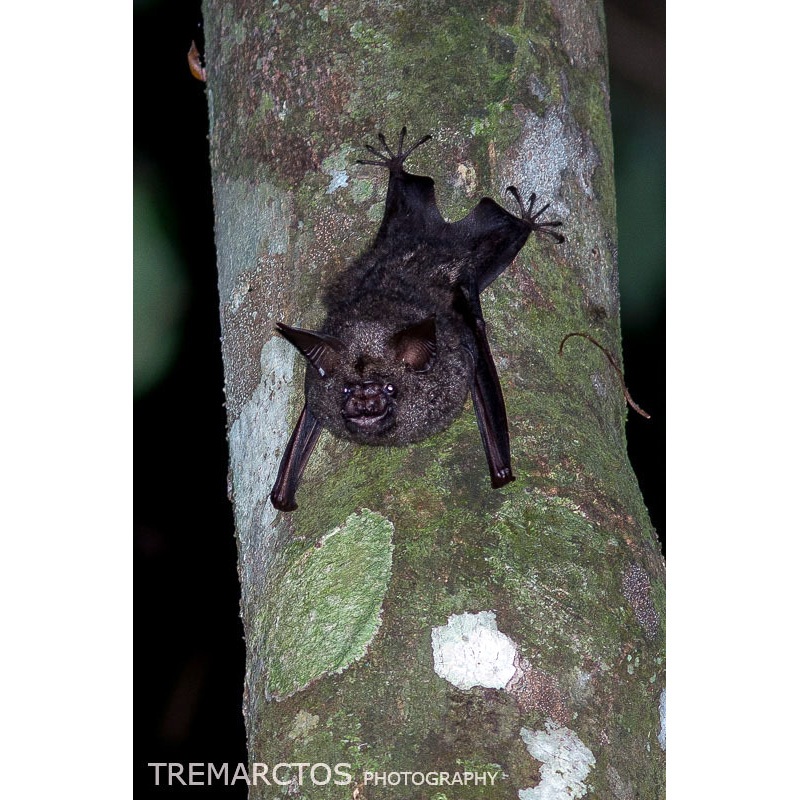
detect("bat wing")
(447, 197), (534, 291)
(378, 177), (532, 292)
(359, 130), (564, 493)
(444, 188), (562, 490)
(361, 129), (545, 289)
(374, 168), (447, 245)
(359, 129), (447, 247)
(270, 402), (322, 512)
(455, 285), (515, 488)
(447, 200), (531, 489)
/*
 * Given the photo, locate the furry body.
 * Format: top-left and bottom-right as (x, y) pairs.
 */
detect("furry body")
(308, 237), (471, 445)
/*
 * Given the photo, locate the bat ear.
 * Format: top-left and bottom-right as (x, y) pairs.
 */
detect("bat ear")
(276, 323), (344, 377)
(391, 318), (437, 372)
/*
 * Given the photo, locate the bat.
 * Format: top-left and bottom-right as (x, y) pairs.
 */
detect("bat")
(270, 127), (564, 511)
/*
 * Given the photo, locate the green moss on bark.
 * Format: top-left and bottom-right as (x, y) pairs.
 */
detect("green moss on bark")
(257, 510), (394, 699)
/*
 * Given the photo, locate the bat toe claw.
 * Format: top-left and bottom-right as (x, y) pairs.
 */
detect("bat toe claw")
(358, 127), (432, 172)
(504, 184), (566, 243)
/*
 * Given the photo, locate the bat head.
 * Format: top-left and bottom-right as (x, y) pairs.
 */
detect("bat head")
(277, 317), (470, 445)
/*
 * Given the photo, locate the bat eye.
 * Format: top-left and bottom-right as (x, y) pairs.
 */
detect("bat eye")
(385, 383), (396, 396)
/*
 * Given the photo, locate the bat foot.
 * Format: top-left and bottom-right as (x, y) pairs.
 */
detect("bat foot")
(490, 468), (515, 489)
(356, 126), (432, 172)
(505, 186), (565, 243)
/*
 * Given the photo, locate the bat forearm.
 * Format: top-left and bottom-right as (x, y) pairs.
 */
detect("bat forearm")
(270, 404), (322, 512)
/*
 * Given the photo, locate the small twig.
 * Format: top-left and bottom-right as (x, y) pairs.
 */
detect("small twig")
(188, 41), (206, 82)
(559, 332), (651, 419)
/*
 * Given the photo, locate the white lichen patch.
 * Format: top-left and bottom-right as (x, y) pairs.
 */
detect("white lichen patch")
(500, 107), (596, 214)
(519, 721), (595, 800)
(501, 102), (619, 317)
(658, 688), (666, 750)
(322, 146), (355, 194)
(326, 170), (349, 194)
(228, 337), (293, 556)
(431, 611), (518, 690)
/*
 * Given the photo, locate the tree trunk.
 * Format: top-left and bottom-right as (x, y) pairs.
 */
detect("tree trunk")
(203, 1), (665, 797)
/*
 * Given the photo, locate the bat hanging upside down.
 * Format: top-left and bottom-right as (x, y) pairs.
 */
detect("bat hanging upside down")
(270, 128), (564, 511)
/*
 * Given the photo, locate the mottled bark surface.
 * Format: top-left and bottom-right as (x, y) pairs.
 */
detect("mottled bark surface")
(203, 1), (665, 797)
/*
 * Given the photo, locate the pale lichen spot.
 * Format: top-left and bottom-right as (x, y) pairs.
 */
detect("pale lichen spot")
(228, 337), (294, 554)
(500, 106), (597, 215)
(326, 170), (349, 194)
(431, 611), (517, 691)
(455, 162), (478, 197)
(519, 720), (596, 799)
(658, 688), (666, 750)
(322, 146), (356, 194)
(499, 102), (616, 315)
(288, 710), (319, 742)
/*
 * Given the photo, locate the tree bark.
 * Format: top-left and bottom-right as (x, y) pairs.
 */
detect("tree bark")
(203, 1), (665, 798)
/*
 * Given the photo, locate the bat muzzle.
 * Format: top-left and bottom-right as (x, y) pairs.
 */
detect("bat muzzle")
(341, 381), (396, 435)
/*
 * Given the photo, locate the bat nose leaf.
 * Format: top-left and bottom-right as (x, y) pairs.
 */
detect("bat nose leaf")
(343, 382), (389, 418)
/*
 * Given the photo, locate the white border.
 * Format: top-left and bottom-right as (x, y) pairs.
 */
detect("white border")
(0, 5), (132, 797)
(669, 3), (799, 795)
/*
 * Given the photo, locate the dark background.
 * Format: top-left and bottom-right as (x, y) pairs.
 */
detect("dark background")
(134, 0), (664, 793)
